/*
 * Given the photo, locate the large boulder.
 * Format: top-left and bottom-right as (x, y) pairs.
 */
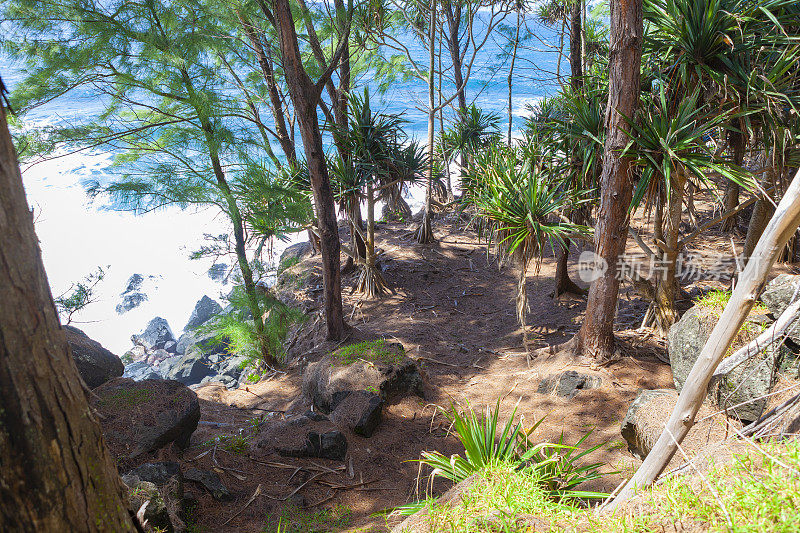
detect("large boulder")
(302, 340), (424, 413)
(123, 361), (163, 381)
(184, 468), (233, 502)
(64, 326), (124, 388)
(668, 305), (782, 422)
(253, 412), (348, 461)
(159, 350), (214, 386)
(175, 328), (229, 357)
(134, 317), (175, 351)
(184, 296), (223, 331)
(761, 274), (800, 344)
(91, 378), (200, 460)
(330, 390), (384, 437)
(621, 389), (733, 460)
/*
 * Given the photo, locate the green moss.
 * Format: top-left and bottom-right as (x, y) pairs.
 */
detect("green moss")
(98, 387), (154, 409)
(263, 504), (352, 533)
(331, 339), (405, 366)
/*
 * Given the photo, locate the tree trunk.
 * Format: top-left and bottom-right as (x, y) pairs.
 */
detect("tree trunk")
(0, 98), (136, 531)
(721, 123), (745, 232)
(607, 167), (800, 510)
(416, 0), (437, 244)
(443, 2), (467, 113)
(273, 0), (345, 339)
(743, 198), (774, 262)
(553, 0), (585, 298)
(239, 14), (297, 166)
(573, 0), (643, 361)
(653, 176), (684, 334)
(507, 7), (520, 145)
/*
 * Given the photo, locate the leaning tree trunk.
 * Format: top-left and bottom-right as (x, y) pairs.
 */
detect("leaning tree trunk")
(573, 0), (643, 361)
(0, 96), (136, 531)
(273, 0), (345, 339)
(553, 1), (586, 298)
(416, 0), (437, 244)
(607, 167), (800, 510)
(652, 171), (686, 334)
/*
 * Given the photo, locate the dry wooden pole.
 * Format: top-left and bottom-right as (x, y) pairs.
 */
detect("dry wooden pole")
(606, 167), (800, 511)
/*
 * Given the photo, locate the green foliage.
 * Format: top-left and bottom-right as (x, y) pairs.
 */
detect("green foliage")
(54, 266), (107, 325)
(199, 286), (305, 365)
(263, 504), (352, 533)
(625, 87), (753, 210)
(331, 339), (405, 366)
(419, 400), (607, 501)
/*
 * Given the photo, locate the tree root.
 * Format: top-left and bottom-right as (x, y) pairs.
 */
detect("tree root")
(353, 263), (388, 299)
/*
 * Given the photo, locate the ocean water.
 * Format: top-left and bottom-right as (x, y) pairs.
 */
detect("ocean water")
(2, 13), (564, 354)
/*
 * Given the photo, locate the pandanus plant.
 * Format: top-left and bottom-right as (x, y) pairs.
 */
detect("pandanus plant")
(466, 141), (590, 337)
(331, 89), (412, 298)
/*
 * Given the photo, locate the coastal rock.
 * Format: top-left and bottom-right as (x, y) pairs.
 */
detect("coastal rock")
(761, 274), (800, 344)
(668, 305), (782, 422)
(116, 274), (149, 314)
(302, 341), (424, 413)
(91, 378), (200, 460)
(184, 296), (223, 331)
(279, 241), (313, 266)
(537, 371), (601, 399)
(64, 325), (124, 388)
(175, 329), (228, 357)
(134, 317), (175, 351)
(159, 350), (213, 386)
(123, 361), (163, 381)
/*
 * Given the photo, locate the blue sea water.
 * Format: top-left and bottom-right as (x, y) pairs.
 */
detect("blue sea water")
(1, 12), (565, 353)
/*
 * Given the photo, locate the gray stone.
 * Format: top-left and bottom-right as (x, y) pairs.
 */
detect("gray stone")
(123, 361), (163, 381)
(64, 326), (124, 388)
(163, 340), (178, 354)
(116, 274), (150, 315)
(537, 371), (601, 399)
(126, 462), (183, 491)
(92, 378), (200, 459)
(160, 350), (214, 386)
(620, 389), (676, 459)
(761, 274), (800, 344)
(135, 317), (175, 350)
(184, 296), (223, 331)
(175, 329), (229, 358)
(279, 241), (313, 266)
(668, 305), (782, 422)
(302, 341), (424, 413)
(255, 413), (348, 461)
(330, 391), (384, 437)
(184, 468), (233, 502)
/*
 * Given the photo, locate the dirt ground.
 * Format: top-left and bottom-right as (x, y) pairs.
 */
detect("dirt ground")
(162, 194), (796, 532)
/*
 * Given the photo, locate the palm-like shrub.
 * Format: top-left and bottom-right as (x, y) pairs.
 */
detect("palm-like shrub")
(467, 142), (590, 330)
(331, 89), (410, 297)
(419, 401), (606, 500)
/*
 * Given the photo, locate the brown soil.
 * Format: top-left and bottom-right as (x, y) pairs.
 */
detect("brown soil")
(163, 194), (796, 532)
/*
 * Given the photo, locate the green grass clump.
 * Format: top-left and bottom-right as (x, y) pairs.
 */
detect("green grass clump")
(398, 440), (800, 533)
(332, 339), (405, 366)
(264, 504), (352, 533)
(277, 256), (301, 275)
(696, 289), (768, 315)
(418, 400), (606, 500)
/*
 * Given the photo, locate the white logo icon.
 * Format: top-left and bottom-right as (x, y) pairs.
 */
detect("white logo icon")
(578, 251), (608, 283)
